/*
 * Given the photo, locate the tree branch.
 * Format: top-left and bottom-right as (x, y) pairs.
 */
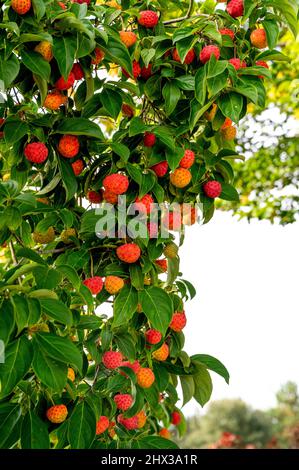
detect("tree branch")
(163, 0), (209, 25)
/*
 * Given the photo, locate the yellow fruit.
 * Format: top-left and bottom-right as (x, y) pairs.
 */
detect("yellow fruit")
(61, 228), (76, 244)
(67, 367), (75, 382)
(3, 173), (10, 181)
(32, 226), (55, 244)
(105, 275), (124, 294)
(106, 0), (121, 8)
(152, 343), (169, 361)
(136, 410), (147, 428)
(221, 125), (237, 141)
(170, 168), (192, 188)
(34, 41), (53, 62)
(44, 90), (67, 110)
(205, 103), (217, 121)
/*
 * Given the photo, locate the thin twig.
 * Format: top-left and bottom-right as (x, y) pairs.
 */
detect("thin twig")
(163, 13), (209, 25)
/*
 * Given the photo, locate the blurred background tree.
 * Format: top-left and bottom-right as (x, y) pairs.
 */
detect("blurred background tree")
(178, 382), (299, 449)
(221, 29), (299, 225)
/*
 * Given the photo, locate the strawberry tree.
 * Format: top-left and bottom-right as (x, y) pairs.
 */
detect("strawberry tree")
(0, 0), (297, 450)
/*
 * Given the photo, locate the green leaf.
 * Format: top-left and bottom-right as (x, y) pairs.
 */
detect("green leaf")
(57, 265), (81, 290)
(55, 118), (104, 140)
(21, 410), (49, 449)
(53, 35), (78, 80)
(162, 82), (181, 116)
(0, 52), (20, 88)
(32, 348), (67, 393)
(139, 287), (173, 335)
(217, 92), (243, 123)
(191, 354), (230, 384)
(115, 334), (136, 361)
(129, 117), (148, 136)
(3, 119), (29, 144)
(111, 142), (130, 162)
(173, 75), (195, 91)
(0, 300), (15, 345)
(57, 157), (78, 202)
(180, 375), (195, 406)
(132, 436), (179, 449)
(11, 295), (29, 334)
(33, 267), (62, 290)
(219, 182), (240, 201)
(166, 147), (184, 171)
(0, 336), (33, 399)
(193, 362), (213, 407)
(195, 67), (207, 105)
(112, 285), (138, 328)
(101, 88), (122, 119)
(0, 404), (22, 448)
(33, 333), (82, 372)
(101, 37), (132, 75)
(40, 298), (73, 326)
(207, 59), (228, 78)
(21, 50), (50, 81)
(68, 401), (96, 449)
(262, 19), (279, 50)
(32, 0), (46, 21)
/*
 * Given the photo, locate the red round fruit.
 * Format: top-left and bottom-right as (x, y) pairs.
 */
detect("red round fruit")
(200, 45), (220, 64)
(71, 63), (84, 80)
(145, 329), (162, 345)
(58, 135), (80, 158)
(180, 149), (195, 169)
(11, 0), (31, 15)
(172, 48), (195, 65)
(155, 259), (167, 272)
(120, 360), (141, 376)
(72, 159), (84, 176)
(55, 73), (75, 90)
(113, 394), (133, 411)
(143, 132), (156, 147)
(87, 190), (103, 204)
(229, 58), (247, 70)
(103, 173), (129, 195)
(118, 414), (138, 430)
(138, 10), (159, 28)
(102, 351), (123, 369)
(169, 311), (187, 332)
(151, 161), (168, 177)
(203, 180), (222, 198)
(140, 64), (152, 80)
(171, 411), (181, 426)
(134, 194), (154, 214)
(116, 243), (141, 263)
(226, 0), (244, 18)
(219, 28), (235, 40)
(123, 60), (141, 79)
(24, 142), (48, 164)
(83, 276), (103, 295)
(96, 416), (109, 435)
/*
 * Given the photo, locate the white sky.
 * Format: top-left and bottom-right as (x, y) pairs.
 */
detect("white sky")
(179, 211), (299, 415)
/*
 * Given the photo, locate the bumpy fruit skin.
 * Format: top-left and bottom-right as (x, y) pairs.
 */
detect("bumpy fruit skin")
(67, 367), (75, 382)
(250, 29), (267, 49)
(96, 416), (110, 435)
(221, 117), (232, 129)
(205, 103), (218, 121)
(119, 31), (137, 48)
(116, 243), (141, 263)
(171, 411), (181, 425)
(46, 405), (68, 424)
(170, 311), (187, 332)
(61, 228), (76, 244)
(122, 103), (135, 117)
(180, 149), (195, 169)
(143, 132), (156, 147)
(120, 360), (141, 376)
(159, 428), (171, 439)
(24, 142), (48, 164)
(137, 367), (155, 388)
(145, 329), (162, 345)
(83, 276), (104, 295)
(155, 259), (167, 273)
(55, 73), (75, 90)
(136, 410), (147, 428)
(11, 0), (31, 15)
(151, 160), (168, 177)
(134, 194), (154, 214)
(32, 226), (55, 244)
(170, 168), (192, 188)
(58, 135), (80, 158)
(219, 28), (235, 40)
(92, 47), (105, 65)
(102, 351), (123, 369)
(105, 275), (124, 294)
(123, 60), (141, 79)
(163, 242), (178, 259)
(114, 393), (133, 411)
(71, 63), (84, 80)
(103, 173), (129, 195)
(118, 414), (138, 430)
(229, 58), (246, 70)
(152, 343), (169, 361)
(226, 0), (244, 18)
(44, 90), (67, 110)
(221, 125), (237, 141)
(72, 159), (84, 176)
(103, 189), (118, 204)
(200, 45), (220, 64)
(34, 41), (53, 62)
(138, 10), (159, 28)
(140, 64), (152, 80)
(172, 48), (195, 65)
(203, 180), (222, 198)
(87, 190), (102, 204)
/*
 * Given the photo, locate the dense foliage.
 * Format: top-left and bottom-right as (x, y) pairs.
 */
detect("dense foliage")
(0, 0), (296, 449)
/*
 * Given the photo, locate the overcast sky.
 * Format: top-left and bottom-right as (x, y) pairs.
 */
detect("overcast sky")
(179, 211), (299, 415)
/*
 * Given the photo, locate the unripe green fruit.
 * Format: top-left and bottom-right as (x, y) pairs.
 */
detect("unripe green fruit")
(163, 242), (178, 259)
(32, 227), (55, 244)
